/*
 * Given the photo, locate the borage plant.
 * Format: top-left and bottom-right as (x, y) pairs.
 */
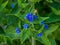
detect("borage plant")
(0, 0), (60, 45)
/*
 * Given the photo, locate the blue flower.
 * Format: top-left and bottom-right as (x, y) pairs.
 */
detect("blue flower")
(44, 24), (48, 29)
(11, 4), (15, 9)
(33, 15), (37, 20)
(40, 21), (45, 25)
(25, 13), (38, 22)
(25, 13), (33, 22)
(37, 33), (42, 37)
(23, 24), (28, 29)
(16, 27), (20, 34)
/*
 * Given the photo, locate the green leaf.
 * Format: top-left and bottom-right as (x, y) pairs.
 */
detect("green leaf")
(7, 15), (19, 25)
(48, 34), (57, 45)
(17, 0), (21, 6)
(33, 16), (49, 24)
(5, 26), (20, 39)
(22, 3), (29, 8)
(20, 30), (31, 44)
(34, 34), (51, 45)
(45, 14), (60, 23)
(41, 35), (51, 45)
(0, 0), (3, 4)
(0, 35), (6, 42)
(44, 24), (59, 36)
(51, 7), (60, 15)
(54, 27), (60, 40)
(10, 7), (21, 14)
(40, 17), (49, 21)
(0, 1), (8, 12)
(38, 25), (44, 33)
(30, 0), (41, 3)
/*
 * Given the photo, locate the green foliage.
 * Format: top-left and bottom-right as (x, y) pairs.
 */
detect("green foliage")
(0, 1), (8, 12)
(44, 24), (59, 36)
(0, 0), (60, 45)
(30, 0), (41, 3)
(20, 29), (31, 44)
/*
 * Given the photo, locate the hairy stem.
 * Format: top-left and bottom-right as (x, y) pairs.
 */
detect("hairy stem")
(32, 37), (36, 45)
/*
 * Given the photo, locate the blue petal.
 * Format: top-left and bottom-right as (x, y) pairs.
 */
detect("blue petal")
(25, 13), (33, 22)
(11, 4), (15, 9)
(23, 24), (28, 29)
(16, 27), (19, 30)
(40, 21), (45, 25)
(44, 24), (48, 29)
(37, 33), (42, 37)
(16, 27), (20, 34)
(16, 30), (19, 33)
(33, 15), (37, 19)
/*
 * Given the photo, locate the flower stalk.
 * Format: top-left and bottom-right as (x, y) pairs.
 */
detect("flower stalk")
(32, 37), (36, 45)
